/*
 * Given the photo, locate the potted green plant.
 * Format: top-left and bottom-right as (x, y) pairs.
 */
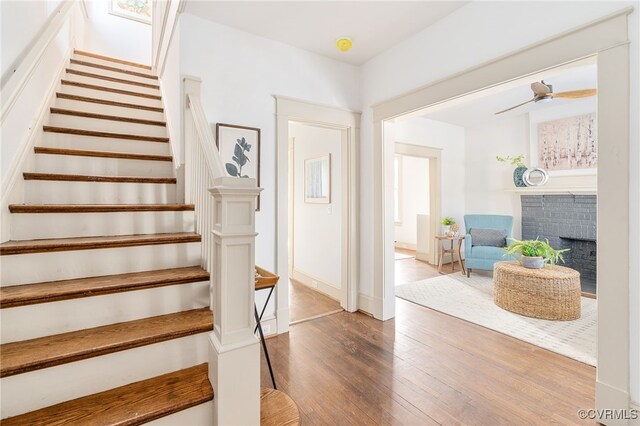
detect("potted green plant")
(504, 238), (569, 269)
(496, 154), (527, 187)
(440, 217), (455, 235)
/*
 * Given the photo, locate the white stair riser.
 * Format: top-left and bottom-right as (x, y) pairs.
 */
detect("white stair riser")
(1, 242), (201, 286)
(147, 401), (214, 426)
(10, 210), (194, 240)
(34, 153), (174, 177)
(59, 84), (162, 109)
(68, 62), (158, 85)
(1, 281), (209, 343)
(0, 333), (209, 418)
(24, 180), (177, 204)
(64, 72), (160, 97)
(41, 132), (171, 155)
(54, 97), (165, 122)
(72, 54), (155, 76)
(48, 113), (168, 137)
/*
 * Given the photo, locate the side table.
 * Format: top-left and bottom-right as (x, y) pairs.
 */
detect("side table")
(435, 235), (466, 275)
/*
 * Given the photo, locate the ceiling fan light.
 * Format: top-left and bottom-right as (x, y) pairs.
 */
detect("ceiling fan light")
(536, 95), (553, 103)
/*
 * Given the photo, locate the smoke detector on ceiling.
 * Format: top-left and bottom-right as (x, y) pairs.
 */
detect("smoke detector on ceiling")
(336, 37), (353, 52)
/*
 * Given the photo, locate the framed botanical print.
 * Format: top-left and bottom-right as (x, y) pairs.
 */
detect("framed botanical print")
(109, 0), (152, 24)
(304, 154), (331, 204)
(215, 123), (261, 210)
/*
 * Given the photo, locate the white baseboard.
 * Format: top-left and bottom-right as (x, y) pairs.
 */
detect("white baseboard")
(291, 268), (340, 301)
(394, 242), (417, 251)
(358, 293), (382, 319)
(416, 250), (434, 264)
(596, 380), (633, 425)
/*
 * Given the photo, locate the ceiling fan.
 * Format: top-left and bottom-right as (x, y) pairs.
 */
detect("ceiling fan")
(495, 80), (597, 115)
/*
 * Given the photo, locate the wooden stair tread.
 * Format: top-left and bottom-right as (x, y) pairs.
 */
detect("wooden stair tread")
(0, 309), (212, 378)
(0, 232), (201, 256)
(74, 49), (153, 71)
(43, 125), (169, 142)
(23, 173), (176, 184)
(0, 266), (209, 308)
(50, 107), (166, 126)
(8, 204), (195, 213)
(1, 363), (213, 425)
(260, 388), (301, 426)
(34, 146), (172, 161)
(56, 93), (164, 112)
(66, 68), (160, 90)
(70, 58), (158, 80)
(61, 80), (161, 100)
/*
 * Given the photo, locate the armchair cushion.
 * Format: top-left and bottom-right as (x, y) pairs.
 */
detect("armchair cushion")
(469, 246), (508, 260)
(470, 228), (507, 247)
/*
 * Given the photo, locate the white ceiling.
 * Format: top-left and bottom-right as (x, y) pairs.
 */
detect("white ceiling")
(184, 1), (467, 65)
(418, 61), (598, 128)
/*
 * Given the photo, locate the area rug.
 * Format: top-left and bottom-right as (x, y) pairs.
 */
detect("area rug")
(395, 273), (597, 366)
(395, 252), (414, 260)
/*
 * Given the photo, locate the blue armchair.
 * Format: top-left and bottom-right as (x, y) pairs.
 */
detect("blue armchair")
(464, 214), (514, 277)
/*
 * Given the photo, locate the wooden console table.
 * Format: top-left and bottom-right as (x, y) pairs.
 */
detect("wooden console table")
(435, 235), (466, 275)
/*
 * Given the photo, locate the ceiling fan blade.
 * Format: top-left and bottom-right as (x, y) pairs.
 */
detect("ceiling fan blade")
(531, 81), (551, 96)
(552, 88), (597, 99)
(495, 98), (536, 115)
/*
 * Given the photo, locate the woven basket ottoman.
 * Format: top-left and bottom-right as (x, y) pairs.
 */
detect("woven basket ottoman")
(493, 261), (581, 320)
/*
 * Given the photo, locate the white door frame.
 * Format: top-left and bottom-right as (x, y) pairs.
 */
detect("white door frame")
(276, 96), (360, 334)
(394, 142), (442, 265)
(371, 8), (634, 418)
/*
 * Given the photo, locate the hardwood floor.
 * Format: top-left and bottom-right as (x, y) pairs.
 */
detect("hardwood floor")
(261, 298), (596, 425)
(288, 280), (342, 324)
(395, 248), (463, 286)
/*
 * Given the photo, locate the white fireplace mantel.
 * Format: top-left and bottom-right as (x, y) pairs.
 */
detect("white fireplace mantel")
(504, 187), (597, 195)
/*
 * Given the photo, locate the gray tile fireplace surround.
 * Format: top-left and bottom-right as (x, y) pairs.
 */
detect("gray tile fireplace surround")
(521, 194), (597, 294)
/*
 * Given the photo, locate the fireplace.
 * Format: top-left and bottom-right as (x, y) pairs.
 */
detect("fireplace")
(521, 194), (597, 293)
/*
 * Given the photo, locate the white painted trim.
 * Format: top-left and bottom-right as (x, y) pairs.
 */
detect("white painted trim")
(0, 1), (79, 125)
(357, 293), (381, 318)
(276, 97), (360, 334)
(291, 268), (341, 301)
(1, 53), (71, 242)
(394, 242), (416, 251)
(152, 0), (183, 76)
(370, 5), (634, 417)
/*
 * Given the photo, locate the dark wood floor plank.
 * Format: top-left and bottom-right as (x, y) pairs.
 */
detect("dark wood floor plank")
(288, 279), (342, 323)
(0, 308), (212, 377)
(34, 146), (171, 161)
(74, 49), (153, 70)
(260, 298), (596, 425)
(8, 204), (195, 214)
(56, 92), (164, 112)
(1, 364), (212, 425)
(0, 232), (200, 256)
(23, 172), (176, 184)
(49, 107), (166, 127)
(42, 126), (169, 142)
(0, 266), (209, 308)
(61, 80), (161, 100)
(66, 68), (160, 90)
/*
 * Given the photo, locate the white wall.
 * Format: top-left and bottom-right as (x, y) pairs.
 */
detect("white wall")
(82, 0), (151, 64)
(394, 154), (429, 248)
(290, 122), (342, 295)
(394, 117), (465, 246)
(178, 13), (360, 271)
(0, 0), (62, 81)
(358, 0), (639, 406)
(465, 115), (528, 239)
(157, 19), (181, 166)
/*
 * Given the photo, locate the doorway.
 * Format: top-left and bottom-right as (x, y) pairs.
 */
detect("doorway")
(275, 97), (360, 334)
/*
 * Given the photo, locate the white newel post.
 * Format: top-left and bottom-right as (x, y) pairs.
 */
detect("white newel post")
(209, 177), (262, 425)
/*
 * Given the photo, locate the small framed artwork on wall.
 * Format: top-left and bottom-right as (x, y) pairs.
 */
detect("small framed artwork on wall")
(304, 154), (331, 204)
(215, 123), (261, 211)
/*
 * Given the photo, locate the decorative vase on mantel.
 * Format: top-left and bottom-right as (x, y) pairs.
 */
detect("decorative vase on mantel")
(513, 166), (527, 188)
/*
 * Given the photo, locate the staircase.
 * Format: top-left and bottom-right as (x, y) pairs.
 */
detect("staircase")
(0, 50), (215, 424)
